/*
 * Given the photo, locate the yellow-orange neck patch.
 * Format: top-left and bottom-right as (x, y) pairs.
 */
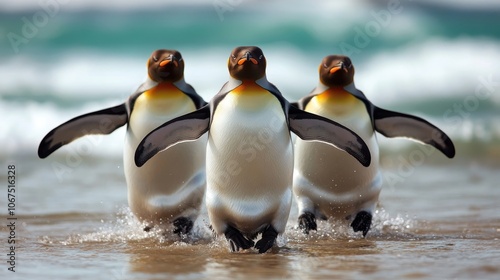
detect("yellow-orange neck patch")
(144, 82), (183, 99)
(316, 87), (357, 104)
(231, 81), (268, 95)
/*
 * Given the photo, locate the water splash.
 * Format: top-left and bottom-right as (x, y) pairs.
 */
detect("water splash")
(37, 205), (417, 250)
(38, 206), (213, 246)
(284, 207), (416, 242)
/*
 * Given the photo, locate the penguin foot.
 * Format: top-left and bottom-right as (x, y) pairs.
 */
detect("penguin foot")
(350, 211), (372, 237)
(224, 226), (254, 252)
(173, 217), (194, 236)
(254, 226), (278, 254)
(298, 211), (317, 234)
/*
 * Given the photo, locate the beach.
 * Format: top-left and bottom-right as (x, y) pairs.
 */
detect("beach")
(1, 1), (500, 279)
(1, 155), (500, 279)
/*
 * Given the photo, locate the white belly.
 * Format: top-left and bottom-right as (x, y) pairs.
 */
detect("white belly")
(293, 97), (382, 219)
(123, 94), (207, 225)
(206, 92), (293, 235)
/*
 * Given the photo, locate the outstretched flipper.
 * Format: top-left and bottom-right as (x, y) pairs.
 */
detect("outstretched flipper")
(373, 107), (455, 158)
(134, 105), (211, 167)
(288, 105), (371, 167)
(38, 104), (128, 158)
(344, 83), (455, 159)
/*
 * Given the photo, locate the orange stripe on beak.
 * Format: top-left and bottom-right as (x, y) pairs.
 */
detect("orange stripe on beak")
(249, 58), (258, 64)
(329, 66), (341, 74)
(159, 60), (171, 67)
(237, 58), (247, 65)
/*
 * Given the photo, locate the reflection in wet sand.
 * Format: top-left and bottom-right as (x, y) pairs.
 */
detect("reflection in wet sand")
(6, 163), (500, 279)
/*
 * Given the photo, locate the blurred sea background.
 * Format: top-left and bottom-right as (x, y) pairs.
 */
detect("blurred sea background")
(1, 0), (500, 161)
(1, 0), (500, 279)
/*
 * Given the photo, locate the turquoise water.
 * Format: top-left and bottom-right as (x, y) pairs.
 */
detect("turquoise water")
(1, 0), (499, 160)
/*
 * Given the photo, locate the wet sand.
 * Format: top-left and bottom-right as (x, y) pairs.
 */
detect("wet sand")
(1, 156), (499, 280)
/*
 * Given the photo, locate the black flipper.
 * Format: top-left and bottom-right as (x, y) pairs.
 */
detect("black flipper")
(298, 211), (317, 235)
(373, 108), (456, 158)
(288, 105), (371, 167)
(173, 217), (194, 236)
(351, 210), (372, 237)
(38, 104), (128, 158)
(173, 78), (208, 109)
(224, 226), (255, 252)
(134, 105), (211, 167)
(254, 225), (278, 254)
(344, 83), (455, 158)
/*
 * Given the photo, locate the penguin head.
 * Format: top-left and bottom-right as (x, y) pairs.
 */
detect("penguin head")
(148, 49), (184, 82)
(319, 55), (354, 87)
(228, 46), (266, 81)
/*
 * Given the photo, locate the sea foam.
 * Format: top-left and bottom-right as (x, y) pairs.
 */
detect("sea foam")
(2, 38), (499, 158)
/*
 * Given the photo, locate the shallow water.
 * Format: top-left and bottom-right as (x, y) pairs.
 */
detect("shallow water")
(1, 155), (499, 280)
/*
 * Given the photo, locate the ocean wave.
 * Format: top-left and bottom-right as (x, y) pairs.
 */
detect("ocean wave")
(0, 0), (210, 12)
(355, 37), (500, 105)
(2, 38), (499, 158)
(3, 0), (500, 13)
(2, 38), (499, 103)
(0, 46), (317, 102)
(2, 99), (498, 161)
(416, 0), (500, 10)
(0, 99), (126, 158)
(0, 51), (145, 100)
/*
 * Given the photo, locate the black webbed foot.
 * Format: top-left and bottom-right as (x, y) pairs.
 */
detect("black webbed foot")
(298, 211), (317, 234)
(173, 217), (194, 236)
(224, 226), (254, 252)
(350, 211), (372, 237)
(254, 226), (278, 254)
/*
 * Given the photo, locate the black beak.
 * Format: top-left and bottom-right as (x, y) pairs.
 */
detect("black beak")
(340, 62), (348, 72)
(159, 55), (178, 67)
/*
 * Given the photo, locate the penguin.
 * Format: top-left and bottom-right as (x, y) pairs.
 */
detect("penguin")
(292, 55), (455, 236)
(134, 46), (372, 253)
(38, 49), (208, 235)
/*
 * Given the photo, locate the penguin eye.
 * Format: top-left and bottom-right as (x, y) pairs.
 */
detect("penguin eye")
(259, 55), (263, 60)
(231, 55), (237, 60)
(152, 56), (159, 62)
(323, 63), (328, 68)
(178, 57), (183, 62)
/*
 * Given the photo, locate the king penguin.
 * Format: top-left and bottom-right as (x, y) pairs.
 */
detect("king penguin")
(135, 46), (372, 253)
(38, 49), (208, 235)
(292, 55), (455, 236)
